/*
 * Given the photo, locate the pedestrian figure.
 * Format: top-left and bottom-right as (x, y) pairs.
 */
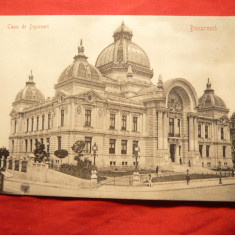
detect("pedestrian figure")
(232, 169), (234, 177)
(179, 158), (182, 165)
(148, 174), (152, 187)
(188, 160), (191, 167)
(186, 169), (190, 185)
(156, 165), (159, 176)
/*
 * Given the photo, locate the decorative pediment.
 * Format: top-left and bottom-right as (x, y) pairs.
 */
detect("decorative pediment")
(75, 90), (107, 103)
(52, 90), (69, 103)
(219, 115), (229, 124)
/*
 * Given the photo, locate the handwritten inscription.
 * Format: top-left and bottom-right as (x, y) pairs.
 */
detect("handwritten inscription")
(7, 24), (49, 30)
(190, 25), (217, 32)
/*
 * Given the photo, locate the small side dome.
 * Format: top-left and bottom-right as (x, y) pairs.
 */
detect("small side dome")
(14, 71), (45, 103)
(231, 112), (235, 119)
(57, 40), (102, 84)
(198, 78), (226, 109)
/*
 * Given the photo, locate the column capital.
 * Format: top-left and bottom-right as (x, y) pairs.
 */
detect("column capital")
(187, 112), (198, 118)
(157, 108), (168, 114)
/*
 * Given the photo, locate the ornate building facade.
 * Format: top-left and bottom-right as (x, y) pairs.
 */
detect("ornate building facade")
(9, 22), (233, 169)
(230, 113), (235, 165)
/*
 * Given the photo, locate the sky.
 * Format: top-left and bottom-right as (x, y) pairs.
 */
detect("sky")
(0, 15), (235, 148)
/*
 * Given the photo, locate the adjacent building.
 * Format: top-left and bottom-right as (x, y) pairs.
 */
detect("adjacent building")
(9, 22), (233, 169)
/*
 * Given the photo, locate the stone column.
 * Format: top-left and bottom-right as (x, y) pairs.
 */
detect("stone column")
(1, 158), (4, 168)
(19, 158), (22, 172)
(201, 123), (205, 139)
(6, 157), (9, 170)
(143, 113), (146, 135)
(174, 118), (178, 135)
(189, 116), (194, 151)
(12, 158), (15, 172)
(194, 118), (198, 151)
(158, 111), (163, 149)
(129, 113), (132, 132)
(163, 112), (168, 149)
(71, 101), (75, 129)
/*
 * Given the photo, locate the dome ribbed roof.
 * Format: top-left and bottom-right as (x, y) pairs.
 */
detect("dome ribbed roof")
(58, 40), (102, 84)
(95, 22), (153, 79)
(198, 79), (226, 109)
(231, 112), (235, 119)
(14, 72), (45, 103)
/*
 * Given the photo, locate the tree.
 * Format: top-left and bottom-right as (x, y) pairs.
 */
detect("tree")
(54, 149), (69, 165)
(0, 147), (9, 160)
(71, 140), (85, 163)
(71, 140), (92, 178)
(33, 142), (49, 163)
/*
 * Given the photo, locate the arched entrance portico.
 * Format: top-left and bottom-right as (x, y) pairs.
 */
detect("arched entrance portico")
(163, 78), (199, 164)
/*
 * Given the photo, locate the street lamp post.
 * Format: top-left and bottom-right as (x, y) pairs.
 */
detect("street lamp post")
(133, 145), (140, 170)
(92, 143), (98, 167)
(219, 161), (222, 184)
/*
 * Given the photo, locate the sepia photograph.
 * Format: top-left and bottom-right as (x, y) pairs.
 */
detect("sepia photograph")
(0, 15), (235, 201)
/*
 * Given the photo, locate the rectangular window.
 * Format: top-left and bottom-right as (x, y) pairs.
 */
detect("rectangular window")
(223, 146), (226, 158)
(36, 116), (39, 131)
(42, 115), (45, 130)
(31, 117), (34, 132)
(221, 128), (224, 140)
(133, 116), (138, 132)
(14, 120), (17, 133)
(58, 136), (61, 150)
(109, 139), (116, 154)
(61, 110), (64, 126)
(85, 109), (91, 126)
(47, 138), (50, 154)
(133, 161), (139, 166)
(110, 113), (115, 129)
(12, 140), (14, 152)
(48, 114), (51, 129)
(205, 125), (208, 139)
(206, 145), (210, 157)
(133, 140), (139, 155)
(122, 161), (128, 166)
(110, 161), (116, 166)
(30, 139), (33, 152)
(121, 115), (127, 130)
(198, 124), (201, 138)
(26, 118), (29, 132)
(25, 140), (28, 152)
(85, 137), (92, 153)
(199, 145), (203, 157)
(121, 140), (127, 154)
(169, 118), (174, 136)
(179, 146), (181, 156)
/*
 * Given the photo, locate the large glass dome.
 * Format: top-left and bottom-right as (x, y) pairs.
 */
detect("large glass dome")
(95, 22), (153, 79)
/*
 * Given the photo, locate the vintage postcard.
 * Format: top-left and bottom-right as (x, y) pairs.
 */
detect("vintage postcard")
(0, 15), (235, 201)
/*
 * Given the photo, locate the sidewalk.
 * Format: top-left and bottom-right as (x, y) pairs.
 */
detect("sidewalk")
(98, 177), (235, 193)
